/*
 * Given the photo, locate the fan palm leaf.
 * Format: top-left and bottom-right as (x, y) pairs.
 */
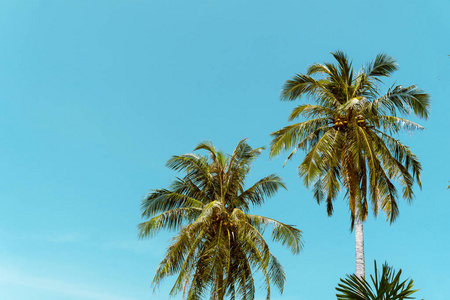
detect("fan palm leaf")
(336, 261), (420, 300)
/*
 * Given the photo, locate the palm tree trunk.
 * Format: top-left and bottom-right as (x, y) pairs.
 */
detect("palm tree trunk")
(346, 164), (365, 280)
(354, 204), (365, 279)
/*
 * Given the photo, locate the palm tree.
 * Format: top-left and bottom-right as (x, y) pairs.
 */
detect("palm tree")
(270, 51), (430, 279)
(139, 139), (303, 300)
(336, 261), (420, 300)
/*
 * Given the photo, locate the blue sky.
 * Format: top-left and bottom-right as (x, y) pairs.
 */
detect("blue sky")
(0, 1), (449, 299)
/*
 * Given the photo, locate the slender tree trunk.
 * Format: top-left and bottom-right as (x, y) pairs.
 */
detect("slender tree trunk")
(346, 161), (365, 279)
(354, 204), (365, 279)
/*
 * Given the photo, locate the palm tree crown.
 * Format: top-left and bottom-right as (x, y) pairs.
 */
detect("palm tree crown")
(140, 139), (303, 300)
(270, 51), (430, 277)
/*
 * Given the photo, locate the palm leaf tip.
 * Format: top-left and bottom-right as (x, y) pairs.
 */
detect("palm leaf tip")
(366, 53), (398, 78)
(194, 140), (217, 154)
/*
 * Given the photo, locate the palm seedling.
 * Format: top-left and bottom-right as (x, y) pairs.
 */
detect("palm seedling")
(336, 261), (421, 300)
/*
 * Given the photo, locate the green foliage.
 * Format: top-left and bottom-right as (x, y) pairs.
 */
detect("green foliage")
(270, 51), (430, 225)
(140, 139), (303, 300)
(336, 261), (421, 300)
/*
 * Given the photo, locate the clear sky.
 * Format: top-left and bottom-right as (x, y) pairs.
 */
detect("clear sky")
(0, 1), (449, 299)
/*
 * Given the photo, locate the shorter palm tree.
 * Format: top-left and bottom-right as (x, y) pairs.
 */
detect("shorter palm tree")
(139, 139), (302, 300)
(336, 261), (420, 300)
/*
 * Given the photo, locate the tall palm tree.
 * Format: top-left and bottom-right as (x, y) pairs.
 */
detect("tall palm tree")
(270, 51), (430, 279)
(139, 139), (302, 300)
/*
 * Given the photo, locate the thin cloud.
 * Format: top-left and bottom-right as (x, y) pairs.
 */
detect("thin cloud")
(36, 232), (86, 243)
(0, 267), (138, 300)
(102, 239), (164, 257)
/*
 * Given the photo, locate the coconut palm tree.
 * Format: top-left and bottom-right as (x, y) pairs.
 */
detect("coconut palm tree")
(270, 51), (430, 279)
(336, 261), (420, 300)
(139, 139), (302, 300)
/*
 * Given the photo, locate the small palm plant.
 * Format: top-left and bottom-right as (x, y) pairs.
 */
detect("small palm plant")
(336, 261), (421, 300)
(139, 139), (303, 300)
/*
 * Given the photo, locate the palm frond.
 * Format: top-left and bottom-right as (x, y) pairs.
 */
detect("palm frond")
(281, 74), (339, 107)
(288, 104), (335, 121)
(270, 117), (330, 157)
(298, 129), (337, 186)
(141, 187), (203, 218)
(194, 140), (218, 160)
(236, 174), (286, 209)
(372, 115), (424, 134)
(375, 85), (430, 119)
(138, 207), (202, 238)
(364, 53), (398, 79)
(246, 215), (303, 254)
(374, 130), (422, 188)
